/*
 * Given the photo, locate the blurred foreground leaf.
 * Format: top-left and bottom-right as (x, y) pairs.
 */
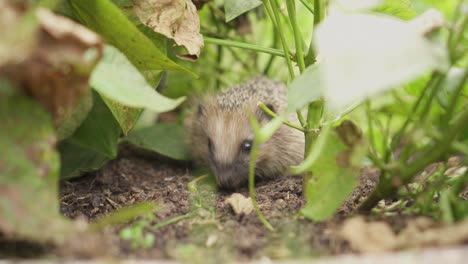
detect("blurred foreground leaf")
(300, 121), (367, 221)
(0, 88), (69, 241)
(314, 10), (447, 110)
(125, 123), (191, 161)
(91, 45), (186, 134)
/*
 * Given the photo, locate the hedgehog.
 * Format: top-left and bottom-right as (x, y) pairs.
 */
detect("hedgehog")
(184, 76), (305, 189)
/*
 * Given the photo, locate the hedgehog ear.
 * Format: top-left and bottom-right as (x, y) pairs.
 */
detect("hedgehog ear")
(256, 103), (275, 121)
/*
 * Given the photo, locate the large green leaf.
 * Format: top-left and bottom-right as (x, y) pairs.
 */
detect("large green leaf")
(124, 123), (191, 161)
(68, 0), (197, 78)
(287, 64), (322, 113)
(68, 91), (121, 158)
(300, 122), (367, 221)
(59, 91), (120, 178)
(56, 91), (93, 141)
(224, 0), (262, 22)
(0, 87), (69, 241)
(90, 45), (185, 134)
(58, 140), (111, 179)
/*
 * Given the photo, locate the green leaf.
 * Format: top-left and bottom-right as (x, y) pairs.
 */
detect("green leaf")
(56, 92), (93, 141)
(287, 64), (322, 113)
(300, 121), (366, 221)
(0, 88), (70, 242)
(124, 123), (191, 161)
(225, 0), (262, 22)
(68, 0), (197, 78)
(69, 91), (121, 157)
(374, 0), (416, 20)
(91, 45), (185, 134)
(59, 91), (120, 179)
(58, 140), (111, 179)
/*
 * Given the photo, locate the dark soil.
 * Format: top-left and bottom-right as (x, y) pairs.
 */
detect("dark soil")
(55, 148), (382, 262)
(3, 147), (462, 261)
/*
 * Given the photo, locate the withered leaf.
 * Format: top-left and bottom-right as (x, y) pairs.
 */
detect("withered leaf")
(134, 0), (204, 59)
(226, 193), (254, 215)
(0, 8), (102, 127)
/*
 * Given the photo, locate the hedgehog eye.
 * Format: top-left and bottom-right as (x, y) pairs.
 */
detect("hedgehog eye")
(240, 140), (253, 153)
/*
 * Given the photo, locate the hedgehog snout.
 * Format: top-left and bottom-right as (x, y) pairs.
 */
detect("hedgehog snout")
(210, 161), (249, 190)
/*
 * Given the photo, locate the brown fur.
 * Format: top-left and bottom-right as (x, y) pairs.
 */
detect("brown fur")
(184, 76), (304, 189)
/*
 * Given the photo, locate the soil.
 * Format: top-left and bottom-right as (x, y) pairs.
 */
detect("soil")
(2, 148), (465, 262)
(55, 148), (383, 262)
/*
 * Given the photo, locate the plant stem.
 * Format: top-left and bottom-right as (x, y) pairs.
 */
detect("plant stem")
(258, 102), (306, 132)
(249, 137), (275, 231)
(204, 37), (288, 58)
(151, 212), (195, 230)
(391, 73), (438, 149)
(264, 0), (296, 80)
(444, 68), (468, 126)
(359, 105), (468, 211)
(299, 0), (314, 14)
(286, 0), (306, 73)
(263, 30), (279, 75)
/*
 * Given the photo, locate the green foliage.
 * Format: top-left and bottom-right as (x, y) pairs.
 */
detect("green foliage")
(124, 123), (191, 161)
(300, 122), (367, 221)
(0, 86), (70, 242)
(59, 91), (120, 179)
(92, 202), (158, 230)
(287, 65), (321, 113)
(56, 92), (93, 141)
(224, 0), (263, 22)
(374, 0), (416, 20)
(67, 0), (196, 77)
(91, 45), (186, 134)
(119, 213), (157, 249)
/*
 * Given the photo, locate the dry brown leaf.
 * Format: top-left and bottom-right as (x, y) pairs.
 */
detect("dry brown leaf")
(398, 218), (468, 248)
(134, 0), (204, 59)
(0, 8), (102, 126)
(0, 1), (37, 65)
(341, 216), (468, 253)
(340, 216), (398, 253)
(226, 193), (254, 215)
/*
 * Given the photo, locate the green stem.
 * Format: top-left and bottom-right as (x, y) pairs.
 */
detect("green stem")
(204, 37), (288, 58)
(286, 0), (306, 73)
(391, 73), (438, 149)
(444, 68), (468, 126)
(365, 101), (387, 170)
(359, 105), (468, 211)
(258, 102), (305, 132)
(299, 0), (314, 14)
(249, 138), (275, 231)
(264, 0), (296, 79)
(151, 212), (194, 230)
(263, 30), (279, 75)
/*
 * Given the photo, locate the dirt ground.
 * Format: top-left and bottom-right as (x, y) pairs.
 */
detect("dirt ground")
(2, 148), (465, 262)
(56, 148), (383, 262)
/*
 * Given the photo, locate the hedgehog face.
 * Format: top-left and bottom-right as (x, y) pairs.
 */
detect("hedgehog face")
(196, 102), (274, 189)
